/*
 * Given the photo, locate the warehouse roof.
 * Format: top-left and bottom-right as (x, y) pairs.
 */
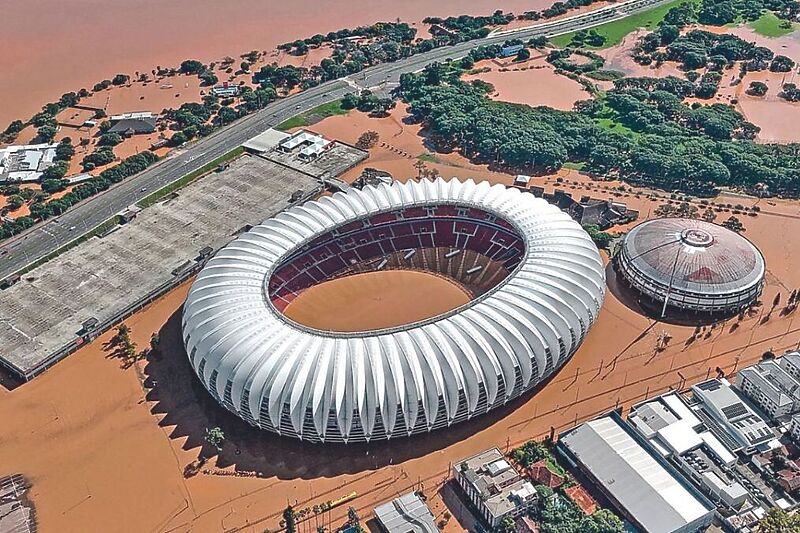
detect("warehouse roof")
(560, 415), (714, 533)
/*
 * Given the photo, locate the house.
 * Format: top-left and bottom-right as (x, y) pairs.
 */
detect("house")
(777, 469), (800, 494)
(0, 143), (58, 183)
(500, 44), (524, 58)
(515, 516), (540, 533)
(107, 112), (158, 135)
(527, 460), (564, 489)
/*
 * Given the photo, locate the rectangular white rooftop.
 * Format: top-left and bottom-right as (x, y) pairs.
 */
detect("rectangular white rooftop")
(561, 415), (714, 533)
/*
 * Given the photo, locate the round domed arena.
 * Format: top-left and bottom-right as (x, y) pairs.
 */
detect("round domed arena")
(182, 178), (605, 443)
(614, 218), (765, 318)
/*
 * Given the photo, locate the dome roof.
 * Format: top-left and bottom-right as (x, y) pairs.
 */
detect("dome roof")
(621, 218), (764, 296)
(182, 178), (605, 442)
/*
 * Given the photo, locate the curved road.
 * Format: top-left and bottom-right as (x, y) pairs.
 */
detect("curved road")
(0, 0), (672, 280)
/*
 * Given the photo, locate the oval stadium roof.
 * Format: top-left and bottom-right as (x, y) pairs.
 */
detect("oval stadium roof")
(182, 178), (606, 443)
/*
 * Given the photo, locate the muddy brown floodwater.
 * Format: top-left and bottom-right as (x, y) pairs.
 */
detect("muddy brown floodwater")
(0, 0), (557, 128)
(283, 270), (471, 332)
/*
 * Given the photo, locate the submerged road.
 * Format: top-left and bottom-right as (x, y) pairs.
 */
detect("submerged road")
(0, 0), (672, 280)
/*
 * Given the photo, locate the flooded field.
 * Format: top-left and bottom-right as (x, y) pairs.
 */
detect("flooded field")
(0, 0), (558, 128)
(283, 270), (471, 332)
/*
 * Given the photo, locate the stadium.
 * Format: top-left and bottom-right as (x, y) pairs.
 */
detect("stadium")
(613, 218), (765, 319)
(182, 178), (606, 443)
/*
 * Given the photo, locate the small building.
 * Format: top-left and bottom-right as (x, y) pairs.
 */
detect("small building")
(737, 358), (800, 420)
(558, 412), (716, 533)
(243, 128), (291, 154)
(453, 448), (538, 529)
(691, 379), (774, 454)
(107, 112), (158, 135)
(527, 460), (564, 490)
(779, 352), (800, 382)
(500, 44), (525, 58)
(354, 168), (393, 189)
(278, 129), (331, 160)
(211, 82), (240, 98)
(777, 469), (800, 494)
(514, 175), (531, 188)
(373, 491), (437, 533)
(515, 516), (540, 533)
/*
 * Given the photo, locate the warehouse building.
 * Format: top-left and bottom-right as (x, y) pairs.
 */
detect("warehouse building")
(558, 412), (716, 533)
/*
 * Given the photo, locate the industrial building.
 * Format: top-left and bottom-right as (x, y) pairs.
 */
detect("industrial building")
(182, 178), (606, 442)
(737, 357), (800, 420)
(614, 218), (765, 318)
(373, 492), (437, 533)
(0, 143), (58, 183)
(558, 412), (716, 533)
(453, 448), (538, 528)
(691, 379), (775, 454)
(629, 394), (751, 510)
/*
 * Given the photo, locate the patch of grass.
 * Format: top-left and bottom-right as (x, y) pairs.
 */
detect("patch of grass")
(276, 99), (348, 130)
(562, 161), (587, 170)
(596, 117), (640, 138)
(550, 0), (699, 49)
(137, 146), (244, 208)
(585, 69), (626, 81)
(749, 11), (796, 37)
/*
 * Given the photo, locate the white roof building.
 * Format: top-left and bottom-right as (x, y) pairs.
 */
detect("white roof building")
(559, 414), (716, 533)
(737, 358), (800, 420)
(278, 129), (331, 159)
(691, 379), (774, 453)
(0, 143), (59, 183)
(183, 178), (606, 443)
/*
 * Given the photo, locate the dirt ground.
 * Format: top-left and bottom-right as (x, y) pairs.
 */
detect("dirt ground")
(283, 270), (471, 332)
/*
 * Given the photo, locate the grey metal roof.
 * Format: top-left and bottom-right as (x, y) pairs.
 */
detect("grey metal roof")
(561, 416), (714, 533)
(374, 492), (437, 533)
(182, 178), (605, 442)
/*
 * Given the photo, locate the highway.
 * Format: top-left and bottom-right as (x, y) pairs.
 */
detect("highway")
(0, 0), (673, 280)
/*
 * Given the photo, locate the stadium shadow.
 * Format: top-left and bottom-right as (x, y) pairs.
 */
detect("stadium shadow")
(143, 308), (558, 480)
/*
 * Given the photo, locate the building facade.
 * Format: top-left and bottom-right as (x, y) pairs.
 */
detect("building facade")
(453, 448), (537, 528)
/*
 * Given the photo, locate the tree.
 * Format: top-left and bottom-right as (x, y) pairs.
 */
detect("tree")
(55, 138), (75, 161)
(204, 426), (225, 452)
(98, 132), (123, 147)
(283, 505), (297, 533)
(583, 224), (613, 249)
(516, 48), (531, 61)
(37, 124), (57, 143)
(747, 81), (768, 97)
(584, 509), (624, 533)
(6, 195), (24, 210)
(112, 73), (130, 86)
(770, 55), (795, 72)
(355, 130), (380, 149)
(722, 215), (745, 233)
(149, 332), (160, 352)
(758, 507), (800, 532)
(702, 207), (717, 223)
(180, 60), (205, 74)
